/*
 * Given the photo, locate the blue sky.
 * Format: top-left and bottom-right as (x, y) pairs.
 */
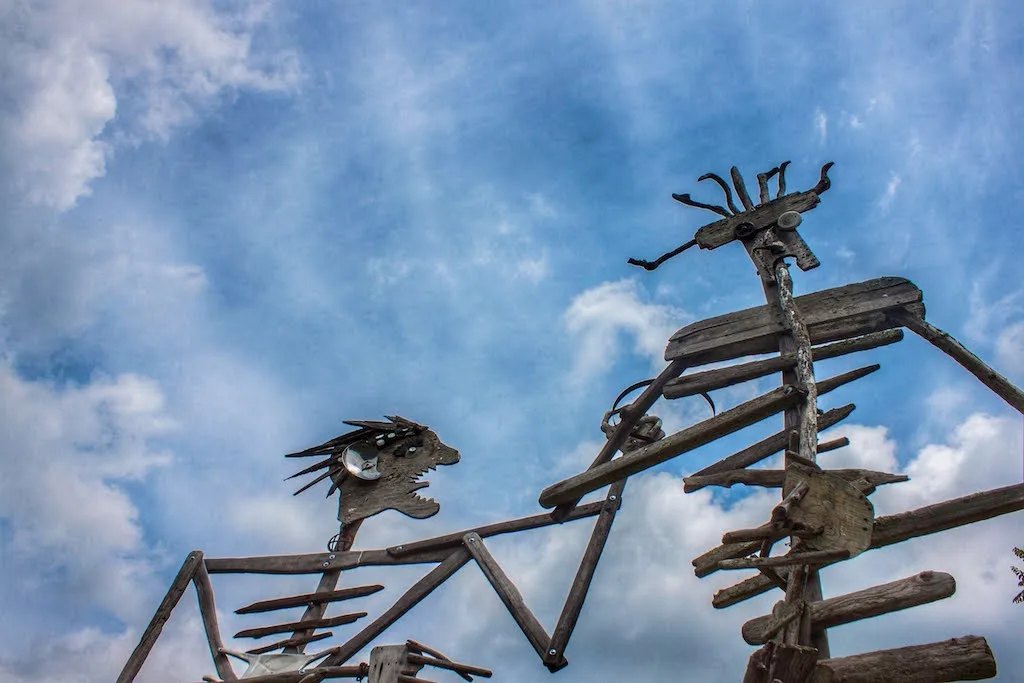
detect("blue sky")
(1, 1), (1023, 681)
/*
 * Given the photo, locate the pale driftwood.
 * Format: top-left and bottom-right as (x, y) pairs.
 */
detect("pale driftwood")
(743, 642), (818, 683)
(782, 467), (874, 557)
(387, 501), (605, 557)
(236, 585), (385, 614)
(684, 404), (855, 491)
(368, 645), (412, 683)
(684, 468), (907, 492)
(192, 560), (238, 680)
(743, 571), (956, 645)
(715, 549), (850, 570)
(775, 262), (819, 467)
(205, 547), (452, 575)
(816, 437), (850, 453)
(407, 654), (493, 678)
(547, 481), (626, 668)
(462, 533), (560, 667)
(117, 551), (203, 683)
(321, 548), (471, 666)
(811, 635), (996, 682)
(234, 613), (367, 639)
(247, 632), (333, 655)
(893, 311), (1024, 414)
(712, 483), (1024, 608)
(539, 385), (802, 508)
(663, 329), (903, 399)
(772, 480), (810, 522)
(722, 522), (821, 544)
(665, 277), (923, 365)
(406, 640), (472, 682)
(551, 358), (687, 520)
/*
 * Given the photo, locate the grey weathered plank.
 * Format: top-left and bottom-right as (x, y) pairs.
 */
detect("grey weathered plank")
(205, 547), (452, 574)
(192, 560), (238, 680)
(684, 468), (907, 492)
(665, 277), (924, 365)
(234, 612), (367, 639)
(715, 550), (851, 571)
(694, 188), (822, 250)
(407, 653), (493, 678)
(810, 636), (996, 682)
(236, 585), (385, 614)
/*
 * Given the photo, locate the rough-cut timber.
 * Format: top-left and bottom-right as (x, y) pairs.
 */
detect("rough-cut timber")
(539, 385), (802, 508)
(205, 547), (452, 574)
(665, 277), (924, 365)
(192, 560), (238, 680)
(684, 468), (907, 492)
(694, 189), (822, 249)
(234, 613), (367, 639)
(247, 632), (333, 655)
(742, 571), (956, 644)
(810, 636), (996, 682)
(664, 329), (903, 399)
(236, 585), (384, 614)
(368, 645), (413, 683)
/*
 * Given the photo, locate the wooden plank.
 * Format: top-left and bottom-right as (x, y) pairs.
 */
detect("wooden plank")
(894, 311), (1024, 414)
(811, 636), (996, 682)
(386, 502), (605, 557)
(684, 404), (856, 492)
(742, 641), (819, 683)
(694, 189), (822, 250)
(192, 559), (238, 680)
(407, 653), (493, 678)
(684, 468), (907, 492)
(664, 329), (903, 399)
(237, 585), (385, 614)
(368, 645), (409, 683)
(235, 612), (367, 639)
(117, 551), (204, 683)
(320, 548), (471, 666)
(665, 277), (924, 365)
(205, 547), (452, 575)
(712, 482), (1024, 609)
(743, 571), (956, 645)
(247, 632), (333, 655)
(406, 640), (473, 682)
(716, 549), (851, 570)
(462, 533), (560, 667)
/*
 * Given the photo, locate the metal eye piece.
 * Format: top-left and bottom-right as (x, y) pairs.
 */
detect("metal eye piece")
(734, 222), (757, 239)
(777, 211), (802, 231)
(342, 443), (381, 480)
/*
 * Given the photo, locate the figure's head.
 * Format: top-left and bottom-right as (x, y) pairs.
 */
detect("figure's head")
(286, 416), (460, 526)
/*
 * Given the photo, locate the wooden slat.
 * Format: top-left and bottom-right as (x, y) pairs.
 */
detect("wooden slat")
(407, 653), (493, 678)
(192, 560), (238, 680)
(205, 547), (452, 575)
(407, 640), (473, 682)
(117, 551), (203, 683)
(811, 636), (996, 682)
(664, 329), (903, 399)
(236, 585), (384, 614)
(742, 571), (956, 645)
(235, 612), (367, 639)
(694, 188), (822, 249)
(684, 468), (907, 492)
(247, 631), (333, 655)
(539, 385), (801, 508)
(715, 550), (851, 570)
(712, 482), (1024, 609)
(665, 277), (923, 365)
(462, 533), (559, 666)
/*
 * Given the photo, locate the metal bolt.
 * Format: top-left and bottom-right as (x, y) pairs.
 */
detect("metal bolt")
(322, 561), (330, 567)
(467, 537), (476, 543)
(329, 554), (336, 559)
(387, 432), (396, 439)
(395, 545), (404, 551)
(548, 649), (557, 656)
(609, 495), (617, 501)
(408, 446), (417, 453)
(375, 439), (386, 447)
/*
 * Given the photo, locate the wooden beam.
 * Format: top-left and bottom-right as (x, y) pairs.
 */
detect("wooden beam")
(665, 277), (923, 365)
(684, 468), (907, 492)
(894, 312), (1024, 414)
(237, 585), (385, 614)
(247, 632), (333, 655)
(462, 533), (561, 668)
(205, 547), (452, 575)
(811, 635), (996, 682)
(321, 548), (471, 666)
(235, 612), (367, 639)
(539, 385), (802, 508)
(407, 653), (493, 678)
(192, 560), (238, 680)
(715, 549), (851, 571)
(664, 329), (903, 399)
(406, 640), (473, 682)
(117, 551), (204, 683)
(386, 502), (605, 557)
(712, 482), (1024, 609)
(368, 644), (410, 683)
(684, 404), (856, 492)
(742, 571), (956, 645)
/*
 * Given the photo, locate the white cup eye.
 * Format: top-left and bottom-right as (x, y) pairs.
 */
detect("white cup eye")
(777, 211), (802, 231)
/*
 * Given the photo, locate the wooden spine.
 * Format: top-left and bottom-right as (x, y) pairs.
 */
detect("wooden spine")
(192, 559), (238, 680)
(811, 636), (996, 682)
(117, 551), (203, 683)
(236, 585), (385, 614)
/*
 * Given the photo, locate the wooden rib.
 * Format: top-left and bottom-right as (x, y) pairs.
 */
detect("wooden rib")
(236, 585), (384, 615)
(551, 358), (688, 520)
(407, 654), (493, 678)
(664, 330), (902, 399)
(730, 167), (755, 211)
(117, 551), (204, 683)
(462, 533), (559, 668)
(812, 636), (996, 682)
(205, 547), (452, 575)
(894, 311), (1024, 414)
(742, 571), (955, 645)
(716, 550), (850, 571)
(406, 640), (472, 682)
(247, 632), (333, 655)
(539, 385), (802, 509)
(546, 481), (625, 667)
(192, 560), (238, 680)
(387, 502), (605, 557)
(321, 548), (472, 666)
(287, 457), (335, 480)
(713, 482), (1024, 608)
(285, 429), (371, 457)
(235, 613), (367, 639)
(685, 468), (907, 492)
(816, 437), (849, 453)
(684, 404), (855, 492)
(665, 277), (923, 365)
(293, 467), (341, 496)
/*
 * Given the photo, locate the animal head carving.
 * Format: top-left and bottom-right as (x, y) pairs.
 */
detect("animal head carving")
(286, 416), (460, 526)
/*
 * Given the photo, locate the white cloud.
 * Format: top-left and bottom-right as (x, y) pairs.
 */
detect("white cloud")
(876, 173), (902, 212)
(815, 108), (828, 144)
(995, 321), (1024, 383)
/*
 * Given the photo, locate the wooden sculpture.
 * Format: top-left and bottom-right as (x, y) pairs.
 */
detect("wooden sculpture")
(119, 160), (1024, 683)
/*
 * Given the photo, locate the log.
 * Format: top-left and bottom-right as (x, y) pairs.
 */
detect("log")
(713, 483), (1024, 608)
(715, 550), (851, 570)
(386, 502), (605, 557)
(234, 613), (367, 639)
(247, 632), (333, 655)
(192, 560), (238, 680)
(320, 548), (471, 666)
(684, 404), (856, 492)
(117, 551), (203, 683)
(811, 636), (996, 682)
(684, 468), (907, 492)
(462, 533), (562, 668)
(743, 571), (956, 645)
(538, 385), (802, 508)
(894, 312), (1024, 414)
(663, 329), (903, 399)
(236, 585), (385, 614)
(665, 277), (924, 365)
(205, 547), (452, 575)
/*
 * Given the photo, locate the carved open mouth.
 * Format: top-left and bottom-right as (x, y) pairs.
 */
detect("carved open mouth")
(407, 461), (439, 505)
